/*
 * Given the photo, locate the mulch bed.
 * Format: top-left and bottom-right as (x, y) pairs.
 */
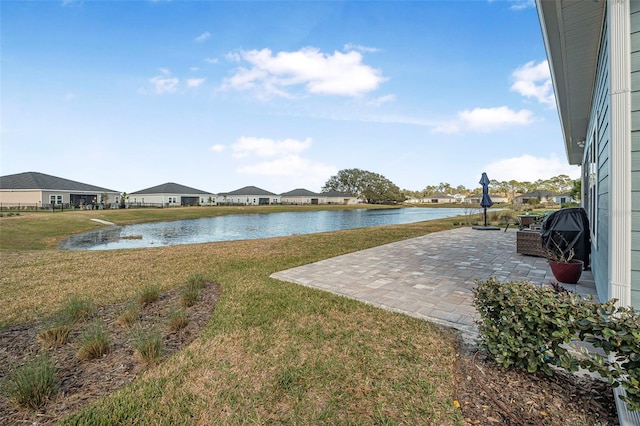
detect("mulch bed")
(0, 283), (221, 425)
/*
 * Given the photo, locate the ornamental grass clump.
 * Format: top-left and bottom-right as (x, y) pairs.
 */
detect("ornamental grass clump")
(60, 295), (94, 324)
(186, 273), (210, 289)
(168, 307), (189, 331)
(77, 322), (110, 360)
(179, 283), (200, 307)
(5, 355), (58, 409)
(132, 328), (163, 365)
(37, 324), (71, 348)
(116, 301), (140, 327)
(137, 284), (160, 306)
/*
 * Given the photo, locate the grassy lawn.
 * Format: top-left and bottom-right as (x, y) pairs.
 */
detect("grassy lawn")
(0, 207), (465, 424)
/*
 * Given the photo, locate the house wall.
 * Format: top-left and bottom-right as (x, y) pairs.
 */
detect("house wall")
(630, 1), (640, 307)
(585, 10), (612, 304)
(129, 194), (216, 206)
(224, 195), (280, 205)
(0, 190), (44, 205)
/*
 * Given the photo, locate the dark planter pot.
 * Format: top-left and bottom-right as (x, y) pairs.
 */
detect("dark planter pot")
(548, 259), (584, 284)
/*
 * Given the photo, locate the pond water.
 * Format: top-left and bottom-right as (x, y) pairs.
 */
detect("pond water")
(60, 207), (472, 251)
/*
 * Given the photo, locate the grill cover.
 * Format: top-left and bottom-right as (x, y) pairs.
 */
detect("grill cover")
(540, 207), (591, 269)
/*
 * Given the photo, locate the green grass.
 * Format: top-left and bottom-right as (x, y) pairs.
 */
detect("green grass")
(168, 308), (189, 331)
(37, 324), (71, 347)
(0, 207), (466, 424)
(4, 355), (58, 409)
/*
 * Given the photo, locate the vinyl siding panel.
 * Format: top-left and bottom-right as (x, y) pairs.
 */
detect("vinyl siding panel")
(587, 15), (611, 302)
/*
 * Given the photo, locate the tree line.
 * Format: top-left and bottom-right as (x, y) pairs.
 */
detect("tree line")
(323, 168), (579, 205)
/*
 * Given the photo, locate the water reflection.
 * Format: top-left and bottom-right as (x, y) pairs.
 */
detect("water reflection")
(60, 207), (470, 251)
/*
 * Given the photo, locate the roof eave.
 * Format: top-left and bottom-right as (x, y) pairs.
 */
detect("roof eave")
(536, 0), (605, 165)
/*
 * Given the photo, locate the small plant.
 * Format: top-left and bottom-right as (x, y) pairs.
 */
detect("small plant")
(544, 231), (575, 263)
(77, 322), (110, 360)
(37, 324), (71, 348)
(180, 283), (200, 307)
(61, 295), (94, 324)
(168, 308), (189, 331)
(133, 329), (163, 364)
(5, 355), (58, 409)
(116, 302), (140, 327)
(137, 284), (160, 306)
(186, 273), (210, 289)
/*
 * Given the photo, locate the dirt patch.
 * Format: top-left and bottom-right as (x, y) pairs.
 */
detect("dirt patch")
(453, 340), (619, 425)
(0, 283), (221, 425)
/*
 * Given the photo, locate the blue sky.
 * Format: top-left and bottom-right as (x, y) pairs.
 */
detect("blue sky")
(1, 0), (579, 194)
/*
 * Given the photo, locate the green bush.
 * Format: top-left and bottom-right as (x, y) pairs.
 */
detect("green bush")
(473, 277), (640, 412)
(4, 355), (58, 409)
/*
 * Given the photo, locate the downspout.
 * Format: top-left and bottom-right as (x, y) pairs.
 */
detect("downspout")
(608, 0), (632, 309)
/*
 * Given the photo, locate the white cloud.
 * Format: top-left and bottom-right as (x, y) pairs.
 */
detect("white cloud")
(195, 31), (211, 43)
(237, 154), (337, 180)
(204, 58), (219, 64)
(510, 60), (555, 106)
(187, 78), (205, 88)
(209, 144), (225, 152)
(508, 0), (535, 10)
(433, 106), (534, 133)
(344, 43), (379, 53)
(232, 136), (312, 158)
(367, 94), (396, 107)
(149, 68), (179, 94)
(484, 154), (580, 183)
(222, 47), (386, 98)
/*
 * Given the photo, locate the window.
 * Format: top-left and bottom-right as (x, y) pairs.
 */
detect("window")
(49, 195), (62, 204)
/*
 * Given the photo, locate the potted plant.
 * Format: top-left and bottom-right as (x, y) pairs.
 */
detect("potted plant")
(545, 233), (583, 284)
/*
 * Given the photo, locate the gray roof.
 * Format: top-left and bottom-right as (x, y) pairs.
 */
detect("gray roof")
(224, 186), (277, 196)
(0, 171), (118, 193)
(322, 190), (355, 198)
(280, 188), (319, 197)
(130, 182), (212, 195)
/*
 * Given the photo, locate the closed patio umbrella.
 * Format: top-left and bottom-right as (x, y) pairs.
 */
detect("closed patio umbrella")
(479, 172), (494, 227)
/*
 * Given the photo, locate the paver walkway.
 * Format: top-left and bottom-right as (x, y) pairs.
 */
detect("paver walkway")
(271, 227), (596, 339)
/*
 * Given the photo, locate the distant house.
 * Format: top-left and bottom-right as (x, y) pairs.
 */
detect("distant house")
(322, 190), (357, 205)
(219, 186), (280, 205)
(554, 193), (576, 205)
(513, 190), (555, 205)
(129, 182), (216, 207)
(452, 193), (466, 203)
(280, 189), (325, 205)
(424, 193), (455, 203)
(0, 171), (120, 208)
(466, 193), (508, 205)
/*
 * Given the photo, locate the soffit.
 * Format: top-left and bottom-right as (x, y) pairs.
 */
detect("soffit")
(537, 0), (605, 165)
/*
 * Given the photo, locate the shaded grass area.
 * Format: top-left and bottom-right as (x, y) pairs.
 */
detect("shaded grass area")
(1, 211), (464, 424)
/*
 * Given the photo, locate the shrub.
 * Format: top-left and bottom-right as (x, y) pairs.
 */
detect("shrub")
(5, 355), (58, 409)
(168, 308), (189, 331)
(133, 329), (162, 364)
(473, 277), (640, 412)
(37, 324), (71, 348)
(137, 284), (160, 306)
(77, 322), (110, 360)
(61, 295), (94, 324)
